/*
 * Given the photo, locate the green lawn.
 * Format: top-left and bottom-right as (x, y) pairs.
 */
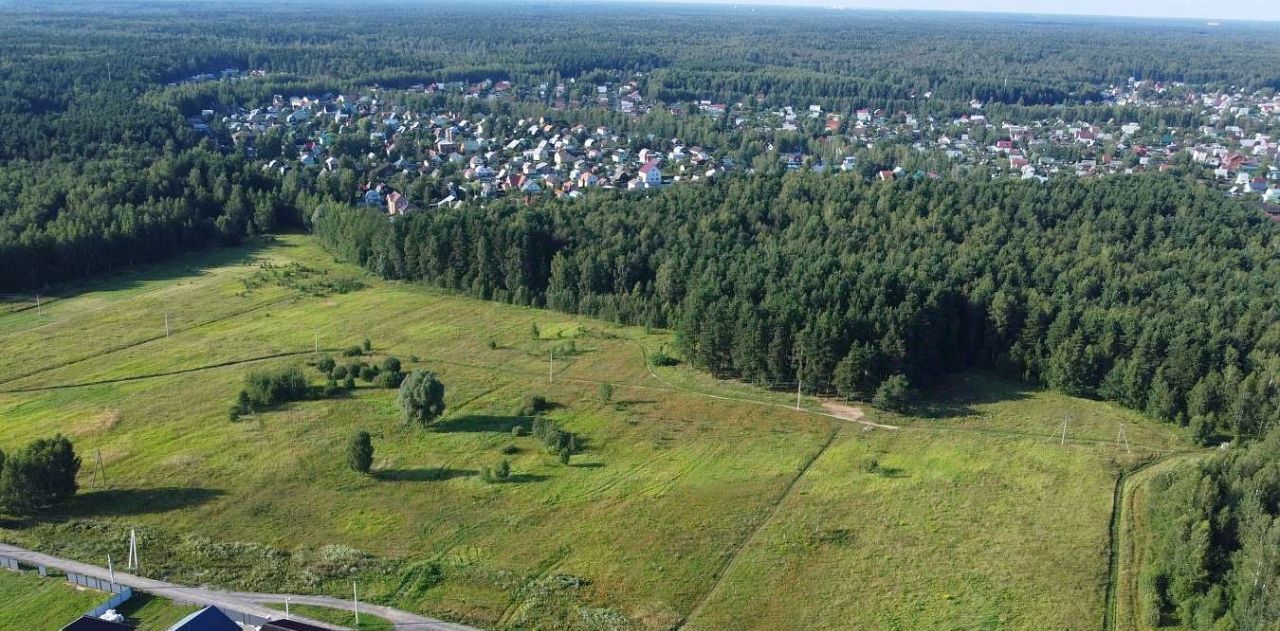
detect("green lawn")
(114, 593), (200, 629)
(0, 235), (1192, 630)
(0, 569), (101, 630)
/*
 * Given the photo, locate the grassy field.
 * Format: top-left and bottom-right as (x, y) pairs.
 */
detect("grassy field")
(265, 603), (395, 630)
(0, 235), (1191, 630)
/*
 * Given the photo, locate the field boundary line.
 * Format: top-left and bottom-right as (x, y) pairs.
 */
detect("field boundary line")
(0, 294), (299, 387)
(0, 349), (331, 393)
(675, 424), (843, 629)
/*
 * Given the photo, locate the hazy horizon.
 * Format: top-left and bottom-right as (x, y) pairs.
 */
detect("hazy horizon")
(579, 0), (1280, 22)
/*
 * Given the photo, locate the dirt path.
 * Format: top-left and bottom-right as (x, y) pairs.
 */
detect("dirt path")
(1104, 451), (1209, 631)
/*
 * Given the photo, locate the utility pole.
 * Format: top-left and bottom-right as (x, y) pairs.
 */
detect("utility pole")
(126, 529), (138, 571)
(549, 349), (554, 383)
(1117, 423), (1131, 454)
(353, 581), (360, 626)
(107, 555), (115, 591)
(796, 379), (802, 411)
(314, 328), (320, 357)
(35, 294), (42, 320)
(164, 312), (171, 338)
(285, 597), (291, 620)
(1060, 415), (1072, 445)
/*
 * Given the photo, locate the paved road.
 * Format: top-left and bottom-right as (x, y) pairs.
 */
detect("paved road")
(0, 543), (478, 631)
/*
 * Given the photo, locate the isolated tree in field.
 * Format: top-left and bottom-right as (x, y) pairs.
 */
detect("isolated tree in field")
(872, 374), (910, 411)
(381, 356), (401, 374)
(316, 356), (336, 376)
(399, 370), (446, 426)
(0, 435), (80, 512)
(347, 431), (373, 474)
(598, 381), (613, 403)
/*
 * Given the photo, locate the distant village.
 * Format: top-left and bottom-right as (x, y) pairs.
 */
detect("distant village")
(187, 70), (1280, 218)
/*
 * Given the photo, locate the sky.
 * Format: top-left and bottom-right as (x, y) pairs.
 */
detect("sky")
(603, 0), (1280, 21)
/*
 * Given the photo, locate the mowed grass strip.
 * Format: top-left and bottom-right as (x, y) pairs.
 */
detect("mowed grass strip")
(0, 569), (103, 630)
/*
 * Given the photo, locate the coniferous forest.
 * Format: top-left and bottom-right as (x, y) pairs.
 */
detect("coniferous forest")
(3, 3), (1280, 627)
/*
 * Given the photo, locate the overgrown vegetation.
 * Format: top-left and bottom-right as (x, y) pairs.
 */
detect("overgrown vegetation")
(230, 365), (310, 420)
(1141, 428), (1280, 629)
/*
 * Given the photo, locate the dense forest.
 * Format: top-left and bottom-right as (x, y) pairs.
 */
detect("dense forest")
(6, 2), (1280, 289)
(314, 170), (1280, 443)
(1144, 426), (1280, 630)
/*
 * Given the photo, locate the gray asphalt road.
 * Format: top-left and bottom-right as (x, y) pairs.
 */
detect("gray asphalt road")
(0, 543), (478, 631)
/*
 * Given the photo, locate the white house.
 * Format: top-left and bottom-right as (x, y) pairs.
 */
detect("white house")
(639, 160), (662, 188)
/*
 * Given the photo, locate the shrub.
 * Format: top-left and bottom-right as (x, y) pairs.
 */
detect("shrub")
(518, 394), (550, 416)
(331, 365), (348, 380)
(399, 370), (446, 427)
(359, 365), (380, 382)
(377, 370), (404, 389)
(243, 365), (309, 408)
(362, 337), (372, 352)
(872, 374), (910, 412)
(533, 417), (578, 455)
(559, 447), (571, 465)
(598, 381), (613, 403)
(316, 356), (336, 375)
(381, 356), (402, 373)
(650, 350), (679, 367)
(347, 431), (373, 474)
(859, 457), (880, 474)
(501, 443), (520, 455)
(342, 345), (363, 357)
(512, 425), (527, 437)
(344, 376), (356, 390)
(481, 459), (513, 483)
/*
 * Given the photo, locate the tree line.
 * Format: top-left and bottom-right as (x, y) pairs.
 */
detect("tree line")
(314, 170), (1280, 441)
(1142, 426), (1280, 629)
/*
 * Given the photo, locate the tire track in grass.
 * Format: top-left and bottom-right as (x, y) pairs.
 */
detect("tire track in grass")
(675, 423), (842, 630)
(1103, 451), (1209, 631)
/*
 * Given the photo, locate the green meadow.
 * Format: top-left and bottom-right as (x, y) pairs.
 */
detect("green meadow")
(0, 235), (1191, 630)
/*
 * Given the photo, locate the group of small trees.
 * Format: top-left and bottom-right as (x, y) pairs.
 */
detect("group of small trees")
(531, 416), (579, 465)
(317, 354), (405, 391)
(0, 435), (80, 513)
(229, 365), (310, 420)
